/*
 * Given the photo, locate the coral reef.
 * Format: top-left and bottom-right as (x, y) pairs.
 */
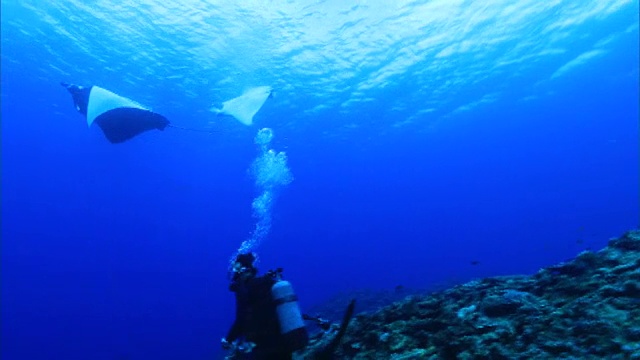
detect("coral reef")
(299, 230), (640, 359)
(305, 287), (431, 323)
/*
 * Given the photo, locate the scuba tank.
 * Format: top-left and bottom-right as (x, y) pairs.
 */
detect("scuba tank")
(270, 272), (309, 352)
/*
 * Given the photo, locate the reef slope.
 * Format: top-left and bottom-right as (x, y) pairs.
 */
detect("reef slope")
(301, 230), (640, 359)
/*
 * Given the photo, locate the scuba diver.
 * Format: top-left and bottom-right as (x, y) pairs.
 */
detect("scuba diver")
(60, 82), (170, 143)
(222, 253), (356, 360)
(222, 252), (308, 360)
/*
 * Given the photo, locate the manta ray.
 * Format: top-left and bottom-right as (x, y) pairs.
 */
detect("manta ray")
(212, 86), (273, 126)
(61, 82), (170, 143)
(61, 82), (273, 143)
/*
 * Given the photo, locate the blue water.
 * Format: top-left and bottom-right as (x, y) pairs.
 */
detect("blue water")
(2, 1), (638, 359)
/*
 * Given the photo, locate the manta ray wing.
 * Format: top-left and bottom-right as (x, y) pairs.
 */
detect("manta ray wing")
(86, 86), (169, 143)
(215, 86), (272, 126)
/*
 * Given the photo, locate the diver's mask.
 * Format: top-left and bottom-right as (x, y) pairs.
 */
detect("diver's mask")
(232, 264), (256, 282)
(231, 252), (257, 280)
(233, 262), (250, 276)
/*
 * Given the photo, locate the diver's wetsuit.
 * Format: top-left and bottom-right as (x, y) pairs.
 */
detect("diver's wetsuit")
(227, 275), (293, 360)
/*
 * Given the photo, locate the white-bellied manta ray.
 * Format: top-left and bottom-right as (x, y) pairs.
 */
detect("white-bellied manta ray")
(212, 86), (273, 126)
(61, 82), (170, 143)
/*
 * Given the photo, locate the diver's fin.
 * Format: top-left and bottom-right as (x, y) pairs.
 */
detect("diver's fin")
(213, 86), (272, 126)
(313, 299), (356, 360)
